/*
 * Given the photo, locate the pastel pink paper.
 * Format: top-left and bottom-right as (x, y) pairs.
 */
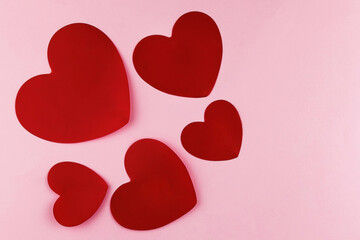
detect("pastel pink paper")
(1, 0), (360, 239)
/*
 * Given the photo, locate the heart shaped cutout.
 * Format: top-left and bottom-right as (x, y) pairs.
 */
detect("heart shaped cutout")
(133, 11), (222, 98)
(181, 100), (242, 160)
(16, 23), (130, 143)
(48, 162), (108, 227)
(110, 139), (197, 230)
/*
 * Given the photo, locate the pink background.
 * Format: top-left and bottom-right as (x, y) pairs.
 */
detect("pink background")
(1, 0), (360, 239)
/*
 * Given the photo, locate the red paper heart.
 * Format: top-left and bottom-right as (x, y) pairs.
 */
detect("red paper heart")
(48, 162), (108, 227)
(110, 139), (197, 230)
(181, 100), (242, 161)
(133, 11), (222, 98)
(15, 23), (130, 143)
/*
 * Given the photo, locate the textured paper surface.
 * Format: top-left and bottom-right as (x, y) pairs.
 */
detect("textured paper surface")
(1, 0), (360, 239)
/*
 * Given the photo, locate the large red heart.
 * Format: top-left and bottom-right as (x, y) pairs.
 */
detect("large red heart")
(181, 100), (242, 161)
(110, 139), (197, 230)
(15, 23), (130, 143)
(133, 11), (222, 98)
(48, 162), (108, 227)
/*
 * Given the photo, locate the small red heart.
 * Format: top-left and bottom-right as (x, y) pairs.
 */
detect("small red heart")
(181, 100), (243, 161)
(48, 162), (108, 227)
(133, 11), (222, 98)
(16, 23), (130, 143)
(110, 139), (197, 230)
